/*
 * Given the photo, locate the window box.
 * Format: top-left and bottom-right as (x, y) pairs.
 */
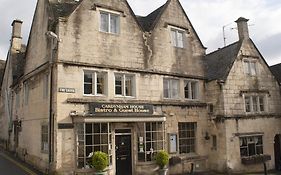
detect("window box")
(241, 154), (271, 165)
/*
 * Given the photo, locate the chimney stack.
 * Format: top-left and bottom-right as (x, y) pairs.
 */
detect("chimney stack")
(235, 17), (249, 41)
(11, 19), (23, 51)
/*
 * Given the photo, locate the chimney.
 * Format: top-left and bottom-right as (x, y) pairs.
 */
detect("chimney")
(11, 19), (23, 51)
(235, 17), (249, 41)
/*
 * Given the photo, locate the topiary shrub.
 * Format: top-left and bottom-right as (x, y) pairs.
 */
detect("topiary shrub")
(155, 150), (169, 169)
(92, 151), (109, 172)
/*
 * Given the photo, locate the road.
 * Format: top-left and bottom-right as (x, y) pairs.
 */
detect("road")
(0, 151), (37, 175)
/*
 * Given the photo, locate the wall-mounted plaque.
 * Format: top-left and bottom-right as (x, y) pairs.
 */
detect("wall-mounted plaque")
(58, 88), (75, 93)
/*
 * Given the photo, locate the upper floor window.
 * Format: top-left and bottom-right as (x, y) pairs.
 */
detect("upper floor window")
(100, 11), (120, 34)
(115, 74), (135, 97)
(84, 71), (106, 96)
(244, 95), (265, 113)
(244, 60), (257, 76)
(43, 74), (49, 99)
(171, 29), (184, 48)
(240, 135), (263, 157)
(163, 78), (180, 99)
(184, 80), (199, 100)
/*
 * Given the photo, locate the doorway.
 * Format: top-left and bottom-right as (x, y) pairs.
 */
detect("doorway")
(274, 134), (281, 170)
(115, 129), (132, 175)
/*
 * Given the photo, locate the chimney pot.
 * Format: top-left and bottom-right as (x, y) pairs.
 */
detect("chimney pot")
(235, 17), (249, 41)
(11, 19), (23, 39)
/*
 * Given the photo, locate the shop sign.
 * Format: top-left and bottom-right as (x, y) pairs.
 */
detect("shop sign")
(89, 103), (153, 115)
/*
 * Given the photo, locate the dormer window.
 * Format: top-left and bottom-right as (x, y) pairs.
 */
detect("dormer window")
(171, 29), (184, 48)
(244, 60), (257, 76)
(100, 11), (120, 34)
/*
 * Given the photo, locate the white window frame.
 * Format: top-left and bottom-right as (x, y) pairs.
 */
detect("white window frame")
(170, 27), (185, 48)
(83, 71), (107, 96)
(99, 9), (120, 34)
(184, 80), (199, 100)
(244, 95), (266, 113)
(244, 60), (257, 76)
(239, 135), (263, 158)
(114, 73), (135, 97)
(163, 78), (180, 99)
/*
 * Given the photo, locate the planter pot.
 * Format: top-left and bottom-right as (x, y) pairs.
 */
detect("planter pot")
(94, 171), (107, 175)
(158, 168), (168, 175)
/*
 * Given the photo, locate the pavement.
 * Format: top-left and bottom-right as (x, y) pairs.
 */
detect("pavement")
(0, 148), (43, 175)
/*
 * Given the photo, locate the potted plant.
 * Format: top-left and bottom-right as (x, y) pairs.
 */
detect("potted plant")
(155, 150), (169, 175)
(92, 151), (109, 175)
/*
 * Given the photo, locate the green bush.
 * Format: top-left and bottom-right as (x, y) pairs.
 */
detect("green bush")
(92, 151), (108, 172)
(155, 150), (169, 169)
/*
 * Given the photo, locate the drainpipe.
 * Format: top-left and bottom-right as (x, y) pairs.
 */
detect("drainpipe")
(46, 31), (58, 170)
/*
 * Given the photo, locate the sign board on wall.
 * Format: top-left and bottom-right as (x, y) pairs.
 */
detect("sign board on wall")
(58, 88), (75, 93)
(89, 103), (154, 116)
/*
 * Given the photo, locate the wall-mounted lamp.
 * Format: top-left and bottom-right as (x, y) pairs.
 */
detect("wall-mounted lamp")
(204, 132), (210, 140)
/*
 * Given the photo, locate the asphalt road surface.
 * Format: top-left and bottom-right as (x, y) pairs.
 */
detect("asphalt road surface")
(0, 151), (34, 175)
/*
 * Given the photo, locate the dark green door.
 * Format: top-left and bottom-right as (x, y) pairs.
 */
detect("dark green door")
(115, 134), (132, 175)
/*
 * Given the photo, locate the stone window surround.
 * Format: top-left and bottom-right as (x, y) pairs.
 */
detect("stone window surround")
(243, 58), (258, 76)
(83, 70), (107, 96)
(239, 135), (263, 158)
(169, 25), (186, 48)
(114, 73), (136, 98)
(41, 123), (49, 153)
(178, 122), (196, 154)
(98, 7), (121, 35)
(184, 80), (199, 100)
(242, 93), (267, 114)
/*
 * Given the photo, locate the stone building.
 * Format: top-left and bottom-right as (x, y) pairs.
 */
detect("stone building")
(0, 0), (280, 175)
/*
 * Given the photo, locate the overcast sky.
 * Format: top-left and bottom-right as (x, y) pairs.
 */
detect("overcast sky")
(0, 0), (281, 65)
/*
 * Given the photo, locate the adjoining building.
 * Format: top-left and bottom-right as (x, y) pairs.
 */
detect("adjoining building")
(0, 0), (280, 174)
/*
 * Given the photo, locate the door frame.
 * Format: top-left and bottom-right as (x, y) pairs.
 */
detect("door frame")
(115, 128), (133, 175)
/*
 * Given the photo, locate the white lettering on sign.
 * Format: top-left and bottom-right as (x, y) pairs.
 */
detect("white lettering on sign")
(58, 88), (75, 93)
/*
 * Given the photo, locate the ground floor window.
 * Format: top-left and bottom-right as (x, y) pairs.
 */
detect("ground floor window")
(240, 135), (263, 157)
(76, 123), (112, 169)
(41, 124), (48, 152)
(178, 122), (196, 154)
(137, 122), (165, 162)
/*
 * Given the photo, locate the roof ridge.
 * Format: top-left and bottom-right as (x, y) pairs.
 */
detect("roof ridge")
(206, 41), (240, 57)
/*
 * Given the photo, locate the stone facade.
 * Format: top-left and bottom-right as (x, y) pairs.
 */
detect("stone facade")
(0, 0), (280, 175)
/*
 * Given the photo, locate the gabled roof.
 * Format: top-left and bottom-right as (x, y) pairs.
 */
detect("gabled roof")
(205, 41), (242, 82)
(136, 4), (166, 32)
(49, 0), (83, 19)
(270, 63), (281, 84)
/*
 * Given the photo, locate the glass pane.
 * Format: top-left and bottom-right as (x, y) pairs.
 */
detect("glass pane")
(86, 124), (92, 133)
(100, 12), (109, 32)
(244, 61), (250, 74)
(245, 97), (250, 112)
(191, 82), (198, 99)
(171, 30), (177, 47)
(163, 79), (169, 98)
(171, 79), (179, 98)
(259, 97), (264, 111)
(94, 123), (100, 133)
(101, 123), (108, 133)
(253, 96), (258, 112)
(184, 81), (189, 98)
(125, 76), (133, 96)
(110, 14), (119, 34)
(177, 31), (184, 48)
(78, 146), (84, 157)
(94, 135), (101, 145)
(96, 73), (104, 94)
(250, 62), (256, 75)
(86, 135), (93, 145)
(100, 134), (108, 144)
(84, 73), (92, 83)
(115, 75), (122, 95)
(77, 158), (85, 169)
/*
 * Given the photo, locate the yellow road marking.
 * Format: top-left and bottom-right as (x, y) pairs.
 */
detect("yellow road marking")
(0, 152), (37, 175)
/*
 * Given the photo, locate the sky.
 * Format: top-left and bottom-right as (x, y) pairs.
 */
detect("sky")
(0, 0), (281, 65)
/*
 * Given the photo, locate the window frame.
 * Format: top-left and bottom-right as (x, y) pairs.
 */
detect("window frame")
(170, 27), (185, 48)
(178, 122), (196, 154)
(137, 122), (165, 162)
(184, 80), (199, 100)
(239, 135), (263, 158)
(41, 124), (49, 153)
(244, 95), (266, 113)
(163, 78), (180, 99)
(23, 81), (29, 106)
(114, 73), (135, 97)
(244, 60), (257, 76)
(99, 10), (120, 34)
(83, 71), (107, 96)
(76, 123), (112, 169)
